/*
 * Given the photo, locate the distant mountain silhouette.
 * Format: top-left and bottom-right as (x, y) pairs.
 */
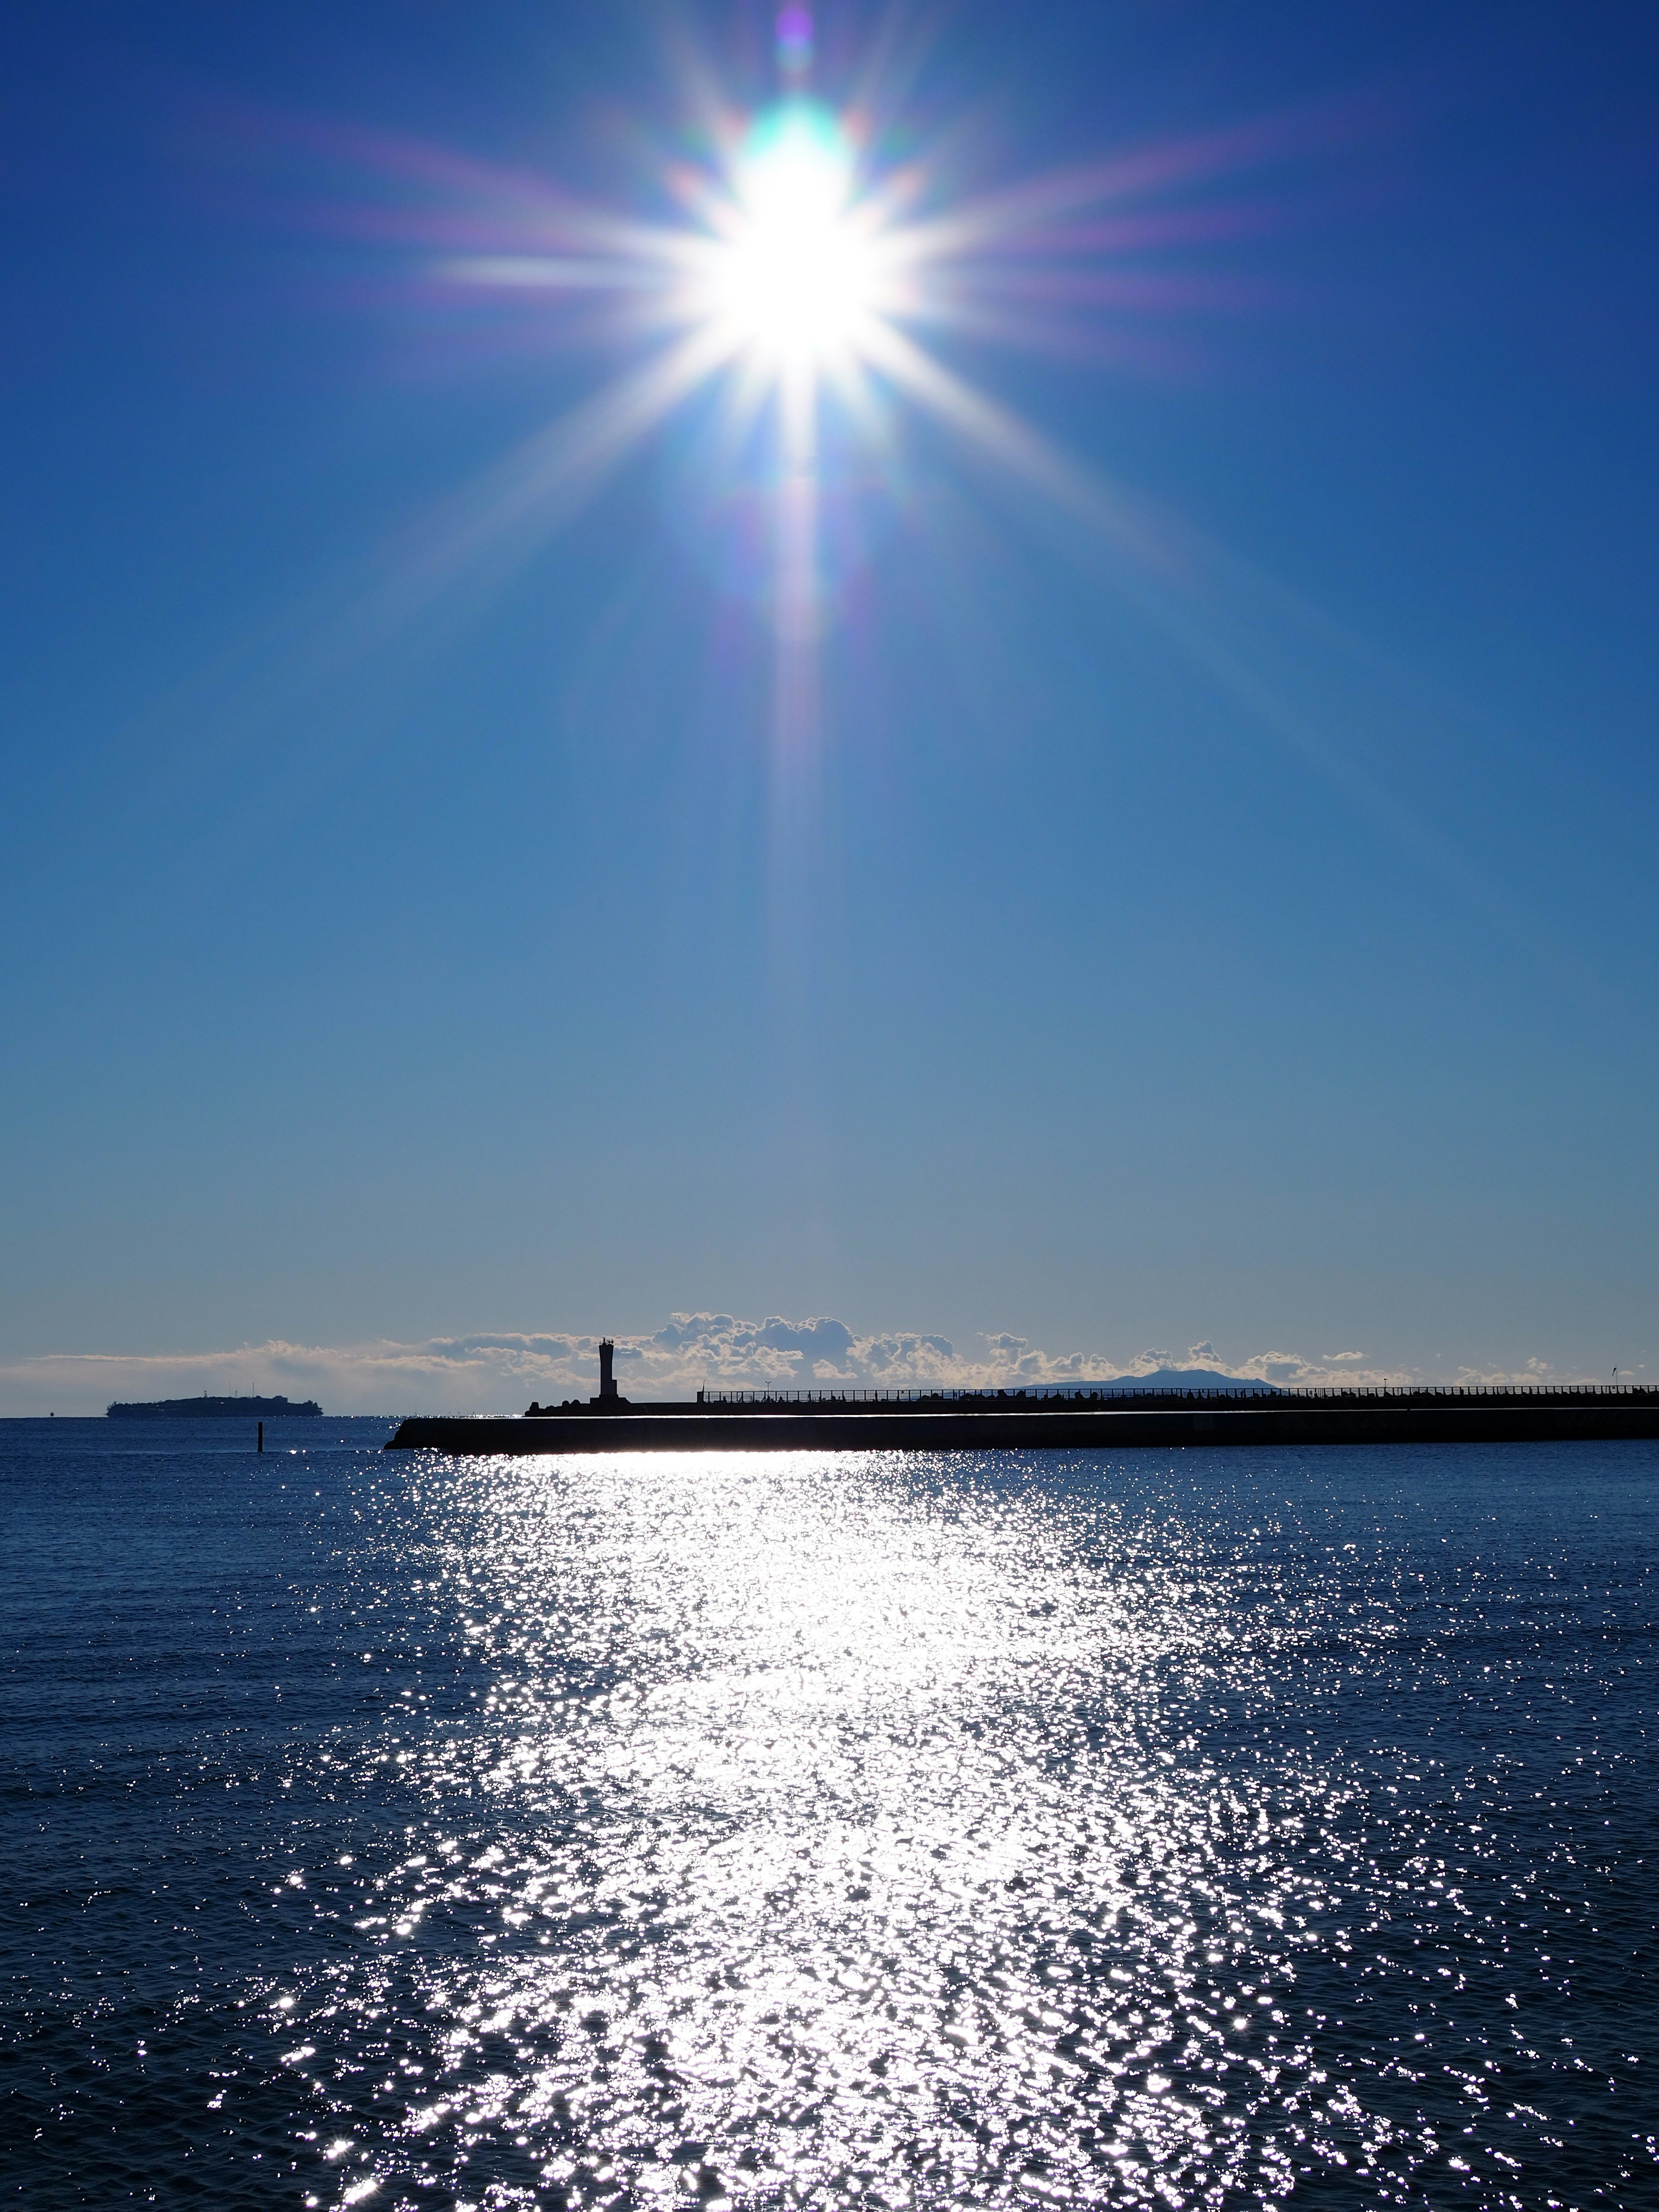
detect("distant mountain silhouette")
(1088, 1367), (1279, 1395)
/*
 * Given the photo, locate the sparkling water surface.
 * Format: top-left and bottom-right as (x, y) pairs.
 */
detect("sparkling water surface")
(3, 1421), (1655, 2209)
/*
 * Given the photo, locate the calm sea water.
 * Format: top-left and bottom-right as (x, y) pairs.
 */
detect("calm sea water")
(2, 1421), (1655, 2211)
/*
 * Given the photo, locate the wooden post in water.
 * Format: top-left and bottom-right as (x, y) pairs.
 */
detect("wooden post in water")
(257, 1420), (263, 1454)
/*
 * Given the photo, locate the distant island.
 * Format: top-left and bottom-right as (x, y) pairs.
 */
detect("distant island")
(106, 1395), (323, 1418)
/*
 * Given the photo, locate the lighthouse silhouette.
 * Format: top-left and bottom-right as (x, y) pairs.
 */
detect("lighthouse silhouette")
(598, 1338), (620, 1404)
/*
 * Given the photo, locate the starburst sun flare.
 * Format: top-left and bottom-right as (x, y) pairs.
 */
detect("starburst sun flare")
(306, 6), (1374, 789)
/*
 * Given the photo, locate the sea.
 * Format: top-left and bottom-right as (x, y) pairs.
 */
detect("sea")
(2, 1419), (1655, 2211)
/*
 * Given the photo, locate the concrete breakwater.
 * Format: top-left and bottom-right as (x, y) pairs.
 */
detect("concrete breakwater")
(388, 1391), (1659, 1454)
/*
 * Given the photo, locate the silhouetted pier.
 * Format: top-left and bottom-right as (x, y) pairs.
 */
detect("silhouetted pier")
(388, 1382), (1659, 1454)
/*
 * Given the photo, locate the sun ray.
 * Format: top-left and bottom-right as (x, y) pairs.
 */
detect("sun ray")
(854, 317), (1165, 564)
(385, 320), (744, 611)
(854, 321), (1607, 1007)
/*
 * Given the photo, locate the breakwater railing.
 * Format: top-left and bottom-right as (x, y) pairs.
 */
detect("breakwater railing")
(696, 1382), (1657, 1410)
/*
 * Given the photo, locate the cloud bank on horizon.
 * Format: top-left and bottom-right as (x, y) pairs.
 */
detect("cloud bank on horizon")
(0, 1312), (1592, 1416)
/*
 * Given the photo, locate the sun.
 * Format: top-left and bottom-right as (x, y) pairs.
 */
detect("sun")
(706, 106), (882, 365)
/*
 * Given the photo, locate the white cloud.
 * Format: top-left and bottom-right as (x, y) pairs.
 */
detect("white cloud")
(1243, 1350), (1315, 1384)
(0, 1315), (1614, 1415)
(0, 1315), (1131, 1415)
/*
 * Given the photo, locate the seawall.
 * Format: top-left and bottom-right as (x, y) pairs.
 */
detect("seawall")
(386, 1403), (1659, 1454)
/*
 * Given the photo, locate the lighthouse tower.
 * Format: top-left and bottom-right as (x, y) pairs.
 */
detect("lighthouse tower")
(598, 1338), (619, 1403)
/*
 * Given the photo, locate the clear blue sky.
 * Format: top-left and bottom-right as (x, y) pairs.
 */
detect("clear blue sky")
(3, 0), (1657, 1400)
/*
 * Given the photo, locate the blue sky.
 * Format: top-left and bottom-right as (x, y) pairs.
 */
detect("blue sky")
(3, 1), (1657, 1410)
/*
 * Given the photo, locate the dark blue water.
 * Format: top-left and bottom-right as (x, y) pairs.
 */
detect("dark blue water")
(3, 1421), (1655, 2209)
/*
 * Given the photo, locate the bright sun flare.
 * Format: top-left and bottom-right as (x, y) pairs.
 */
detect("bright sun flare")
(418, 37), (1303, 755)
(710, 108), (879, 362)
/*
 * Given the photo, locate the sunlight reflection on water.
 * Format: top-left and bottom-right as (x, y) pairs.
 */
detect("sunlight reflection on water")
(242, 1447), (1654, 2209)
(6, 1433), (1654, 2210)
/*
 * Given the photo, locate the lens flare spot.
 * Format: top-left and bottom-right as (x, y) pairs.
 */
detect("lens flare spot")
(776, 6), (814, 79)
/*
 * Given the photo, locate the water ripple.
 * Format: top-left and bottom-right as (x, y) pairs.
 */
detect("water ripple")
(3, 1429), (1656, 2208)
